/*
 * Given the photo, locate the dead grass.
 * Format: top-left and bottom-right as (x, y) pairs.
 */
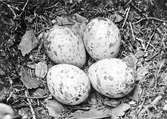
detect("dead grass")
(0, 0), (167, 119)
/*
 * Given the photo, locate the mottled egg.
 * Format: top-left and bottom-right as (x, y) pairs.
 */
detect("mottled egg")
(0, 103), (14, 119)
(88, 58), (135, 98)
(83, 17), (121, 60)
(44, 25), (86, 67)
(47, 64), (91, 105)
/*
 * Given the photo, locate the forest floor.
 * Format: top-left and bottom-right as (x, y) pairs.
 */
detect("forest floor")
(0, 0), (167, 119)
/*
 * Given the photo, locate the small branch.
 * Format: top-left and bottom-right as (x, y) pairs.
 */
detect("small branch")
(25, 90), (36, 119)
(0, 1), (17, 19)
(134, 17), (167, 24)
(144, 30), (155, 52)
(137, 95), (162, 118)
(19, 0), (29, 16)
(17, 94), (48, 99)
(122, 7), (130, 28)
(22, 0), (29, 11)
(129, 22), (135, 41)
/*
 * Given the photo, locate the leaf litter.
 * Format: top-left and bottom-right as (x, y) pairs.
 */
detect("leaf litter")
(18, 30), (39, 56)
(68, 103), (130, 119)
(1, 0), (167, 119)
(19, 66), (41, 89)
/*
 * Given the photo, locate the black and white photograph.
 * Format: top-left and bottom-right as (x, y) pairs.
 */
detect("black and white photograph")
(0, 0), (167, 119)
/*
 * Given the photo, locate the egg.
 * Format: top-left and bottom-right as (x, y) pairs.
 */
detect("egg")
(44, 25), (86, 67)
(0, 103), (14, 119)
(83, 17), (121, 60)
(47, 64), (91, 105)
(88, 58), (135, 98)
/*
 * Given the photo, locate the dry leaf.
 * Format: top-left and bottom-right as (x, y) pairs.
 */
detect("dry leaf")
(123, 54), (138, 70)
(135, 50), (145, 58)
(68, 106), (112, 119)
(136, 66), (149, 81)
(35, 61), (47, 78)
(56, 16), (74, 26)
(19, 66), (41, 89)
(32, 88), (47, 97)
(55, 15), (88, 40)
(56, 14), (88, 26)
(0, 68), (5, 76)
(161, 73), (167, 85)
(72, 13), (88, 23)
(112, 103), (130, 118)
(114, 13), (123, 22)
(69, 22), (87, 39)
(45, 99), (65, 118)
(129, 84), (143, 102)
(18, 30), (38, 56)
(0, 87), (9, 102)
(110, 13), (123, 23)
(103, 98), (121, 108)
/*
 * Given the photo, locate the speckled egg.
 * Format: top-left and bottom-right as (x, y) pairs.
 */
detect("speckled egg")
(44, 25), (86, 67)
(83, 17), (121, 60)
(47, 64), (91, 105)
(88, 58), (135, 98)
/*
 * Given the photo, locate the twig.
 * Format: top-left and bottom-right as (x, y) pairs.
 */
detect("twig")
(25, 90), (36, 119)
(145, 50), (161, 62)
(0, 1), (17, 19)
(144, 31), (155, 52)
(44, 2), (59, 9)
(130, 2), (167, 24)
(134, 17), (167, 24)
(17, 94), (48, 99)
(22, 0), (29, 11)
(19, 0), (29, 16)
(129, 22), (135, 41)
(137, 95), (162, 118)
(122, 7), (130, 28)
(124, 0), (132, 6)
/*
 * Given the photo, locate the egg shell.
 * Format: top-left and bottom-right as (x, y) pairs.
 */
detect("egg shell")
(47, 64), (91, 105)
(44, 25), (86, 67)
(83, 17), (121, 60)
(88, 58), (135, 98)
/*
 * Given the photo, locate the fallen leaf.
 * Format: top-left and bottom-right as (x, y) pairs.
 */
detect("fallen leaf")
(18, 30), (38, 56)
(56, 14), (88, 26)
(72, 13), (88, 23)
(136, 66), (149, 81)
(0, 86), (9, 101)
(56, 16), (74, 26)
(103, 98), (121, 108)
(135, 50), (145, 58)
(114, 13), (123, 22)
(123, 54), (138, 70)
(112, 103), (130, 118)
(0, 67), (5, 76)
(129, 84), (143, 102)
(32, 88), (47, 97)
(69, 22), (87, 39)
(19, 66), (41, 89)
(161, 72), (167, 85)
(35, 61), (47, 78)
(18, 107), (31, 119)
(54, 15), (88, 40)
(68, 106), (112, 119)
(45, 99), (65, 118)
(110, 13), (123, 23)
